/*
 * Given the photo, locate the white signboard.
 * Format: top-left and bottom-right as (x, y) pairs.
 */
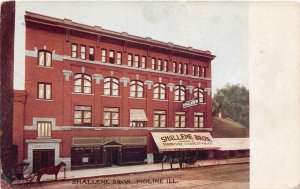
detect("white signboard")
(151, 132), (219, 152)
(82, 157), (89, 163)
(182, 99), (198, 108)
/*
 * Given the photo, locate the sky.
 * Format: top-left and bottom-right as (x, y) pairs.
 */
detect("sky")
(15, 1), (249, 94)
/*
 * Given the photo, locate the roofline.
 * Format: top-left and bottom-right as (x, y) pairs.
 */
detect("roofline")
(24, 11), (216, 60)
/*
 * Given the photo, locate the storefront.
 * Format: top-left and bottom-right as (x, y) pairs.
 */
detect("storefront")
(151, 132), (219, 162)
(71, 136), (147, 170)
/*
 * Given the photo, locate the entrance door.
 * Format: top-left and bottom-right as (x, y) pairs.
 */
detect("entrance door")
(32, 149), (55, 173)
(105, 147), (120, 166)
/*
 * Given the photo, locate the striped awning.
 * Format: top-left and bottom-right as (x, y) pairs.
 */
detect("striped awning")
(130, 109), (148, 121)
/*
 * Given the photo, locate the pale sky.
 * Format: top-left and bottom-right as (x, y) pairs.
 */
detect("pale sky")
(15, 1), (249, 94)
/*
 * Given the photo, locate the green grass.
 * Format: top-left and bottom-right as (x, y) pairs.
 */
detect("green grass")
(212, 117), (249, 138)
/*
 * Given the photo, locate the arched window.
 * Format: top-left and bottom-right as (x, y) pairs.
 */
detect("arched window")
(38, 50), (52, 67)
(104, 77), (119, 96)
(153, 83), (166, 100)
(194, 88), (204, 103)
(174, 85), (186, 101)
(74, 73), (92, 94)
(130, 80), (144, 98)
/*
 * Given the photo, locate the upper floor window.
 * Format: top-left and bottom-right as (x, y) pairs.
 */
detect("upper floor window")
(153, 83), (166, 100)
(183, 63), (188, 75)
(130, 80), (144, 98)
(194, 112), (204, 128)
(192, 65), (196, 76)
(101, 49), (107, 62)
(157, 59), (162, 71)
(163, 60), (168, 72)
(194, 87), (204, 103)
(74, 73), (92, 94)
(37, 121), (52, 138)
(175, 112), (186, 128)
(151, 58), (156, 70)
(173, 62), (177, 73)
(128, 54), (133, 66)
(174, 85), (186, 101)
(109, 50), (115, 63)
(89, 47), (95, 61)
(197, 66), (201, 77)
(134, 55), (139, 68)
(178, 62), (183, 74)
(38, 82), (52, 100)
(203, 67), (207, 77)
(104, 77), (119, 96)
(38, 50), (52, 67)
(80, 45), (86, 59)
(117, 52), (122, 64)
(141, 56), (146, 68)
(154, 110), (166, 128)
(71, 44), (77, 58)
(103, 107), (119, 127)
(74, 106), (92, 126)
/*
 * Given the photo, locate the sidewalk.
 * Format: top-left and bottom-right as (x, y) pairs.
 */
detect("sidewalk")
(39, 157), (249, 182)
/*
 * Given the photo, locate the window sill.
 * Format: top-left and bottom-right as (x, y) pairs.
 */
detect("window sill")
(36, 99), (53, 101)
(128, 97), (146, 100)
(36, 137), (52, 139)
(101, 95), (121, 98)
(152, 99), (168, 102)
(36, 65), (53, 69)
(72, 92), (94, 96)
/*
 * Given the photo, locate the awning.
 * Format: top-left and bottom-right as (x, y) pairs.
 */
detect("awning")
(130, 109), (148, 121)
(214, 138), (249, 151)
(151, 132), (219, 152)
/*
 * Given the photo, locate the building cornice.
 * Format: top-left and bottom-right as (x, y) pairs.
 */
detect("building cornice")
(25, 11), (216, 61)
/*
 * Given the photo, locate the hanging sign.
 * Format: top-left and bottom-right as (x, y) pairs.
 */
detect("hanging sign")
(182, 99), (198, 108)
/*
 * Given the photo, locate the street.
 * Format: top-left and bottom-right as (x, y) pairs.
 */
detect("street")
(21, 163), (249, 189)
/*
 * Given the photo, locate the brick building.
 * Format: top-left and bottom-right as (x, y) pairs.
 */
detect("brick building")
(13, 12), (216, 172)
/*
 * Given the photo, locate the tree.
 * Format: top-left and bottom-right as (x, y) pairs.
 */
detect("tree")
(213, 83), (249, 127)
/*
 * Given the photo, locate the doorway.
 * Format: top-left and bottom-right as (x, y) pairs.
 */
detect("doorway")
(105, 147), (120, 166)
(32, 149), (55, 173)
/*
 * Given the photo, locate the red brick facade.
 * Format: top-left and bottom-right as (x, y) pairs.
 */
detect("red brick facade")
(13, 12), (215, 171)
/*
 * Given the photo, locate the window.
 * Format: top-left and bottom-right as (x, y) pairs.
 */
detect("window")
(130, 80), (144, 98)
(203, 67), (207, 77)
(109, 50), (115, 63)
(104, 77), (119, 96)
(174, 86), (186, 101)
(80, 45), (86, 59)
(103, 107), (119, 127)
(128, 54), (133, 66)
(134, 55), (139, 68)
(175, 112), (186, 128)
(74, 106), (92, 126)
(178, 63), (183, 74)
(157, 59), (162, 71)
(101, 49), (107, 62)
(38, 50), (52, 67)
(194, 112), (204, 128)
(37, 121), (52, 138)
(130, 121), (145, 127)
(173, 62), (177, 73)
(163, 60), (168, 72)
(192, 65), (196, 76)
(194, 88), (204, 103)
(117, 52), (122, 64)
(151, 58), (156, 69)
(154, 110), (166, 128)
(153, 83), (166, 100)
(89, 47), (95, 61)
(183, 63), (188, 75)
(141, 56), (146, 68)
(71, 44), (78, 58)
(38, 82), (52, 100)
(74, 74), (92, 94)
(197, 66), (201, 77)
